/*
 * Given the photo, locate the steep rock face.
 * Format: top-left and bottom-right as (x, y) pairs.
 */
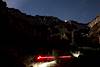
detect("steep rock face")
(0, 1), (72, 66)
(88, 16), (100, 44)
(0, 0), (71, 47)
(0, 0), (88, 48)
(88, 16), (100, 28)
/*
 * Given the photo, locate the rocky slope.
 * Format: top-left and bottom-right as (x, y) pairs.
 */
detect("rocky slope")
(0, 0), (88, 48)
(88, 16), (100, 45)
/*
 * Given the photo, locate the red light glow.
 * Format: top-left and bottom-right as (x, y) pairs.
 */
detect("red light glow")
(37, 56), (55, 60)
(58, 56), (72, 59)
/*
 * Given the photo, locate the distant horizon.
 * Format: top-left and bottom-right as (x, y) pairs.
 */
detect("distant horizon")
(3, 0), (100, 23)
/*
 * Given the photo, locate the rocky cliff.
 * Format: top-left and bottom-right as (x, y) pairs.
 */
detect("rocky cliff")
(0, 0), (88, 48)
(88, 16), (100, 44)
(0, 0), (68, 48)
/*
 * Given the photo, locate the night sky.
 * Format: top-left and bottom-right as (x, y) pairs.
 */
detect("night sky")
(3, 0), (100, 23)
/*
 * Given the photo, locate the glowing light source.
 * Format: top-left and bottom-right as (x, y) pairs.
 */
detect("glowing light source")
(72, 51), (80, 58)
(65, 20), (67, 22)
(32, 60), (57, 67)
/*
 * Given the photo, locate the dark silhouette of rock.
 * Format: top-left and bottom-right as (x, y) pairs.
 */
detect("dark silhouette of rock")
(0, 0), (71, 47)
(0, 1), (73, 66)
(2, 0), (100, 66)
